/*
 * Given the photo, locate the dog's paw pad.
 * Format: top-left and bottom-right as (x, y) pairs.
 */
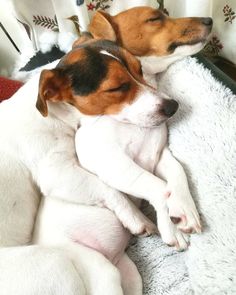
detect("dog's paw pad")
(167, 196), (201, 234)
(170, 216), (182, 224)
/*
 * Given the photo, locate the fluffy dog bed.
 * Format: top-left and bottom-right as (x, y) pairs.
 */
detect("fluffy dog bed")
(128, 57), (236, 295)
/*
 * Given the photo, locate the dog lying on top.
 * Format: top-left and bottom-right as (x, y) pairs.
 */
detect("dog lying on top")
(33, 39), (200, 295)
(0, 7), (212, 295)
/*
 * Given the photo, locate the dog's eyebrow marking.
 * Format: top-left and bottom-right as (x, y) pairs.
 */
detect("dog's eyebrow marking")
(100, 50), (121, 62)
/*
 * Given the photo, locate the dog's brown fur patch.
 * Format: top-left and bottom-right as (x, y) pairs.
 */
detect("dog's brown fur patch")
(89, 7), (212, 56)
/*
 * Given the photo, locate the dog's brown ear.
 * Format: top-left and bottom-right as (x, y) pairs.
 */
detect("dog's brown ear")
(72, 32), (93, 48)
(36, 69), (67, 117)
(120, 48), (144, 82)
(89, 10), (117, 41)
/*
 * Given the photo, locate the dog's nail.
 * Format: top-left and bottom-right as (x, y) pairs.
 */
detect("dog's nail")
(164, 191), (171, 198)
(195, 225), (202, 234)
(175, 241), (181, 251)
(180, 227), (193, 234)
(167, 242), (175, 247)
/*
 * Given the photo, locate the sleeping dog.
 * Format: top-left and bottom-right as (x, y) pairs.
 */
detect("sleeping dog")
(88, 6), (212, 83)
(0, 42), (154, 295)
(33, 39), (200, 295)
(0, 7), (212, 295)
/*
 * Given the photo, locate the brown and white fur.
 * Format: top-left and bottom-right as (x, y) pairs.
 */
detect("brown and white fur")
(0, 8), (212, 295)
(88, 6), (212, 85)
(32, 39), (200, 294)
(0, 42), (157, 295)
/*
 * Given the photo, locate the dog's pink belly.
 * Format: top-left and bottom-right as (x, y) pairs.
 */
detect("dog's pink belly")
(70, 209), (131, 265)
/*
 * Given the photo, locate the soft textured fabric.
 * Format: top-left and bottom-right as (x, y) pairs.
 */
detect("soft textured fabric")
(161, 57), (236, 294)
(0, 77), (23, 101)
(127, 57), (236, 294)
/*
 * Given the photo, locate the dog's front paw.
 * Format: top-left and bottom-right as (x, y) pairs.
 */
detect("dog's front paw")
(164, 227), (189, 251)
(166, 190), (202, 234)
(158, 210), (189, 251)
(137, 218), (158, 237)
(124, 213), (158, 236)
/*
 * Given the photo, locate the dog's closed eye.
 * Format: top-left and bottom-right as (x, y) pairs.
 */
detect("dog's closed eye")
(147, 16), (162, 22)
(106, 82), (131, 92)
(146, 12), (164, 23)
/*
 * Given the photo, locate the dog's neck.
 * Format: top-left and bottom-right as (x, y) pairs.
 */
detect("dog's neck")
(138, 54), (183, 76)
(138, 42), (206, 87)
(137, 55), (183, 88)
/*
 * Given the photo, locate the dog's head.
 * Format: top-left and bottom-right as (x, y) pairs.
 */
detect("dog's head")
(87, 6), (212, 73)
(36, 38), (178, 127)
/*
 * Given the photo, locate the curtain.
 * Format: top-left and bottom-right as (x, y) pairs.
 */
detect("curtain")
(1, 0), (235, 75)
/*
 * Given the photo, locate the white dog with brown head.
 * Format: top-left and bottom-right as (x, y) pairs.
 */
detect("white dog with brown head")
(0, 7), (212, 295)
(32, 39), (201, 295)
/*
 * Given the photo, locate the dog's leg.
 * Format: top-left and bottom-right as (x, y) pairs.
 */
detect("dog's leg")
(79, 147), (188, 249)
(104, 195), (157, 236)
(116, 253), (142, 295)
(0, 152), (40, 246)
(155, 200), (189, 250)
(0, 245), (86, 295)
(156, 147), (201, 234)
(59, 242), (124, 295)
(37, 151), (156, 236)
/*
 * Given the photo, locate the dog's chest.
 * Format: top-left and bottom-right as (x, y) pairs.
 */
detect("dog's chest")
(118, 124), (167, 173)
(77, 117), (168, 175)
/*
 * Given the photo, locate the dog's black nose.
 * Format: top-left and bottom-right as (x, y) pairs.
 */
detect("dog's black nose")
(161, 99), (179, 117)
(202, 17), (213, 26)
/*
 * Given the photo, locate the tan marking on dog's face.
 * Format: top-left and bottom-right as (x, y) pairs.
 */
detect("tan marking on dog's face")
(59, 48), (88, 65)
(72, 59), (140, 115)
(114, 7), (212, 56)
(90, 7), (212, 57)
(36, 41), (146, 117)
(72, 32), (94, 48)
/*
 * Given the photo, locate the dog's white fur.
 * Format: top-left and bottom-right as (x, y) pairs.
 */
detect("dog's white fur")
(0, 62), (155, 294)
(0, 29), (206, 295)
(75, 88), (201, 249)
(140, 43), (205, 75)
(139, 42), (207, 88)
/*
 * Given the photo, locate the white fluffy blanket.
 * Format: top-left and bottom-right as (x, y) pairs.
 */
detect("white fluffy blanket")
(128, 57), (236, 295)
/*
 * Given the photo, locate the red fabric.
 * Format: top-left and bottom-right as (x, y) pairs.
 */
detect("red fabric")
(0, 77), (23, 102)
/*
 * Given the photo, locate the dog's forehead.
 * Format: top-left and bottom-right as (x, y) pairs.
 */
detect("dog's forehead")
(55, 41), (131, 96)
(117, 6), (162, 21)
(60, 40), (123, 66)
(61, 47), (87, 65)
(58, 49), (109, 96)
